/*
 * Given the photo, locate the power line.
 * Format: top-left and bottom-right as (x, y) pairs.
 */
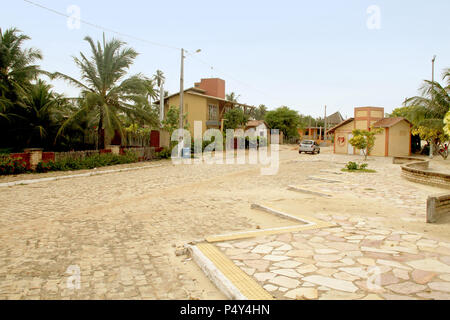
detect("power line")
(22, 0), (180, 51)
(191, 55), (289, 107)
(22, 0), (304, 109)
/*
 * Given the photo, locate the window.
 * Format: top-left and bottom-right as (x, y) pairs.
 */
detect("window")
(209, 104), (218, 120)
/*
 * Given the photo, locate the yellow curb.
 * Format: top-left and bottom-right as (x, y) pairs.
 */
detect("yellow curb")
(195, 243), (275, 300)
(195, 204), (335, 300)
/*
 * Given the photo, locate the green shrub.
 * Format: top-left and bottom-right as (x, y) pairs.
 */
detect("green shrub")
(36, 152), (139, 173)
(346, 161), (359, 171)
(0, 156), (28, 175)
(359, 163), (369, 170)
(36, 161), (54, 173)
(343, 162), (375, 173)
(156, 148), (172, 159)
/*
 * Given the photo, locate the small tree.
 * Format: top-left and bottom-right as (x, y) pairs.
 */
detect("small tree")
(265, 106), (300, 140)
(223, 108), (249, 131)
(349, 128), (382, 161)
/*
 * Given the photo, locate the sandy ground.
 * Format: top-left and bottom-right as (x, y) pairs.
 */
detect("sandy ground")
(0, 146), (449, 299)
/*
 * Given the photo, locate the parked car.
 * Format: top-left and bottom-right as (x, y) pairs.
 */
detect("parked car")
(299, 140), (321, 154)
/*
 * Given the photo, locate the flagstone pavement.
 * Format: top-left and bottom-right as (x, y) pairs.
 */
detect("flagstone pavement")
(217, 213), (450, 300)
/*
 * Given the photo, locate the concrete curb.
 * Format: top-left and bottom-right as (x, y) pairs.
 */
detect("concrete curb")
(287, 185), (333, 198)
(250, 204), (314, 225)
(190, 204), (334, 300)
(320, 170), (343, 175)
(307, 176), (343, 183)
(188, 245), (248, 300)
(0, 164), (164, 188)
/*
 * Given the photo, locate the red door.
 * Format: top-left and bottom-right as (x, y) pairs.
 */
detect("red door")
(150, 131), (160, 148)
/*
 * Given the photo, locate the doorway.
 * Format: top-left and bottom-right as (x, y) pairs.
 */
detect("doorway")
(348, 134), (354, 155)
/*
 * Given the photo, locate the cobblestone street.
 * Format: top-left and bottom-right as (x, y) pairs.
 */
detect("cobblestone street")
(0, 147), (449, 300)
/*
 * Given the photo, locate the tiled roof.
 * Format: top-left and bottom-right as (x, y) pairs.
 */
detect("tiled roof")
(246, 120), (268, 128)
(373, 117), (411, 128)
(326, 112), (344, 125)
(326, 118), (354, 134)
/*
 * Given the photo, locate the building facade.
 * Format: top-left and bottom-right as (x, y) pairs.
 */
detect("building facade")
(328, 107), (412, 157)
(156, 78), (255, 148)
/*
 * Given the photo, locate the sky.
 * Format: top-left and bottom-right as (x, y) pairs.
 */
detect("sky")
(2, 0), (450, 119)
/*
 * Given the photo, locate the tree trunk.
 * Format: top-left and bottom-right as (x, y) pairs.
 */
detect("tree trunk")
(97, 107), (105, 150)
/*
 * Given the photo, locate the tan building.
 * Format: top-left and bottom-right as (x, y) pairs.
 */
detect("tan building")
(328, 107), (412, 157)
(155, 78), (255, 148)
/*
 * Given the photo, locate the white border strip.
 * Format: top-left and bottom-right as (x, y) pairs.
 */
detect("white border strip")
(0, 164), (164, 188)
(307, 176), (343, 183)
(208, 204), (316, 241)
(287, 186), (333, 198)
(250, 204), (315, 225)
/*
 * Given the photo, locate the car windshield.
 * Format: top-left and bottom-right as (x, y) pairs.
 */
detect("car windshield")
(302, 141), (313, 145)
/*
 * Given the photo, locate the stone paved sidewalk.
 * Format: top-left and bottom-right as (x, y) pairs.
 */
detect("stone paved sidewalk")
(217, 212), (450, 300)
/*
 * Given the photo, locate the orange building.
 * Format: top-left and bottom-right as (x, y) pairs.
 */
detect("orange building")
(328, 107), (412, 157)
(298, 112), (344, 144)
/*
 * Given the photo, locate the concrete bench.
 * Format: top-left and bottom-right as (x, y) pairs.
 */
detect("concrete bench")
(427, 193), (450, 223)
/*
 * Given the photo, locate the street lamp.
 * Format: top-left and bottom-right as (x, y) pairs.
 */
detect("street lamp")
(178, 48), (201, 157)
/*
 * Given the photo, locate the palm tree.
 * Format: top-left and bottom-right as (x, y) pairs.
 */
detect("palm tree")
(53, 35), (155, 149)
(154, 70), (165, 88)
(226, 92), (240, 103)
(405, 69), (450, 155)
(405, 71), (450, 128)
(13, 80), (62, 148)
(0, 27), (43, 121)
(254, 104), (268, 121)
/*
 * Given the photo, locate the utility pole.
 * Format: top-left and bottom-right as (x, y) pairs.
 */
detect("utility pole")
(159, 78), (165, 124)
(430, 55), (436, 159)
(176, 48), (185, 158)
(180, 48), (185, 131)
(178, 48), (201, 157)
(324, 105), (328, 141)
(308, 117), (312, 139)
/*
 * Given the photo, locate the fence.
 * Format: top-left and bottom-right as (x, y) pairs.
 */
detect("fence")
(4, 146), (159, 172)
(121, 147), (157, 161)
(54, 150), (100, 162)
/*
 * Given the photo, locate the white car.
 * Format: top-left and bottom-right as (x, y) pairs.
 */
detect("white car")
(299, 140), (321, 154)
